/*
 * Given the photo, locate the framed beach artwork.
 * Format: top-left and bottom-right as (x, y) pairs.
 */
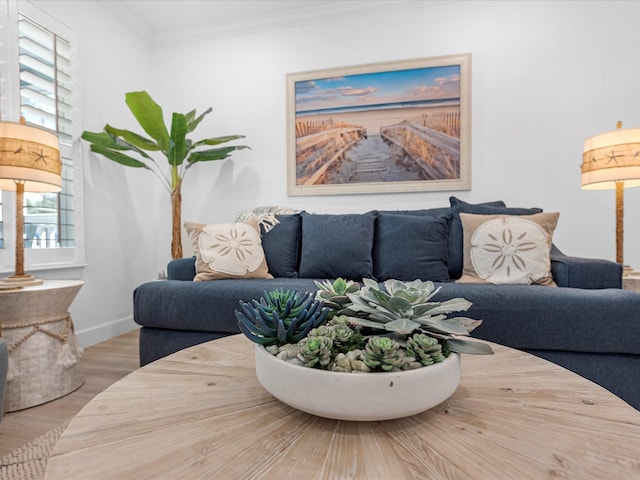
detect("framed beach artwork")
(286, 53), (471, 196)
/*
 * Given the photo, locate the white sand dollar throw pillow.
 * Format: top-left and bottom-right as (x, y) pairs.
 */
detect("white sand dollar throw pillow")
(457, 212), (559, 286)
(184, 221), (272, 281)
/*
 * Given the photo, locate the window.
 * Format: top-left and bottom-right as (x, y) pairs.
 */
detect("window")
(0, 1), (83, 271)
(0, 198), (4, 249)
(19, 13), (75, 249)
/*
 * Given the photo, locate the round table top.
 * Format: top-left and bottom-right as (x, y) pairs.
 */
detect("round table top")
(45, 335), (640, 479)
(0, 279), (83, 294)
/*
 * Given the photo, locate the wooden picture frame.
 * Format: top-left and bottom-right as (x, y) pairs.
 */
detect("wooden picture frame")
(287, 53), (471, 196)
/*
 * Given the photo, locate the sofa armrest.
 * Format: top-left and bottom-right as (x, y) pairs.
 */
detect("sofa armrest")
(167, 257), (196, 281)
(551, 246), (622, 289)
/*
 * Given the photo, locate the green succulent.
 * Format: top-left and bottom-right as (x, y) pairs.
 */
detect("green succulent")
(324, 315), (366, 353)
(297, 336), (333, 368)
(364, 336), (404, 372)
(326, 314), (352, 327)
(236, 289), (329, 346)
(346, 279), (493, 355)
(407, 333), (446, 366)
(330, 324), (354, 345)
(307, 325), (337, 341)
(315, 278), (360, 317)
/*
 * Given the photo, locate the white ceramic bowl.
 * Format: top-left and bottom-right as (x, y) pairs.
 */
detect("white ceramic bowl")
(255, 344), (460, 421)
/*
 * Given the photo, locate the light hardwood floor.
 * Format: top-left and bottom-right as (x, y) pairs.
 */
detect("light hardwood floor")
(0, 328), (141, 457)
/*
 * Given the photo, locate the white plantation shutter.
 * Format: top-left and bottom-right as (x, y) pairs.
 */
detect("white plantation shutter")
(19, 14), (75, 249)
(0, 2), (83, 271)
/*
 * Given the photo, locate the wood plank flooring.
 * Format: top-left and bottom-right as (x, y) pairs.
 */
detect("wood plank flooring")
(0, 328), (141, 457)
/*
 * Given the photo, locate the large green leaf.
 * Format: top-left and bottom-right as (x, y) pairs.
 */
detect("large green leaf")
(89, 144), (149, 169)
(81, 131), (130, 151)
(191, 134), (246, 148)
(185, 109), (196, 126)
(125, 91), (170, 152)
(168, 113), (188, 167)
(187, 145), (249, 163)
(186, 107), (212, 133)
(104, 125), (161, 151)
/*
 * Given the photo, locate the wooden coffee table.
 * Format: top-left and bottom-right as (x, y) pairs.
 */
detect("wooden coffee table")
(45, 335), (640, 479)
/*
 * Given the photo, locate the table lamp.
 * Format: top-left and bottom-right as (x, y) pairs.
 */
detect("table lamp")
(582, 121), (640, 270)
(0, 118), (61, 287)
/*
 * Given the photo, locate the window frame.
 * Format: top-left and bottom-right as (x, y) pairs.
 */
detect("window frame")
(0, 0), (85, 274)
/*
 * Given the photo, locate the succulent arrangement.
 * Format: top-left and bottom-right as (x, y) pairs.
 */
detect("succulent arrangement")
(237, 278), (493, 373)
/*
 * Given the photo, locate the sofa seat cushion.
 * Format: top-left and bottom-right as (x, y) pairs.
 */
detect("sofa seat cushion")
(373, 213), (450, 282)
(134, 278), (322, 334)
(135, 276), (640, 356)
(430, 283), (640, 355)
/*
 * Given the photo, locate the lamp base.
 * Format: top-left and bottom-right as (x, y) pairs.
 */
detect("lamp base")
(0, 274), (43, 288)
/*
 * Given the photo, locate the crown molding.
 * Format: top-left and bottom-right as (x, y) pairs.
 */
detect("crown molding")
(97, 0), (155, 44)
(97, 1), (445, 48)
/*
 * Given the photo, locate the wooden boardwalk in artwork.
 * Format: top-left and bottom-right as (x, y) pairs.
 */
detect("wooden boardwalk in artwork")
(294, 115), (461, 186)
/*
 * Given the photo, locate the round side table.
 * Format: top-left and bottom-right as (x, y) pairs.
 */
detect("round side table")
(623, 272), (640, 293)
(0, 280), (84, 412)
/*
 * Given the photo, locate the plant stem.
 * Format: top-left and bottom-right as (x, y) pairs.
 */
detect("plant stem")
(171, 180), (183, 259)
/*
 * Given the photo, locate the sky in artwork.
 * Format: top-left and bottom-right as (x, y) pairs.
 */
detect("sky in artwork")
(295, 65), (461, 113)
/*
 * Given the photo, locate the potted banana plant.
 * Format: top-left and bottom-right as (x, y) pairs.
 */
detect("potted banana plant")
(81, 91), (249, 259)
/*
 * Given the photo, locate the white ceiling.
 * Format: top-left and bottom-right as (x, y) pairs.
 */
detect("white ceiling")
(98, 0), (436, 46)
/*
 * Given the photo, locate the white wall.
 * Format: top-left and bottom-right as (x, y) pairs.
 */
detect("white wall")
(151, 0), (640, 271)
(27, 0), (640, 347)
(28, 0), (157, 346)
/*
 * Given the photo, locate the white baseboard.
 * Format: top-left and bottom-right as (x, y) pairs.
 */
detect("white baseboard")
(76, 315), (138, 348)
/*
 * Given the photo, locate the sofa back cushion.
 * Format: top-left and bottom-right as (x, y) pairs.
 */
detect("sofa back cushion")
(299, 212), (375, 280)
(260, 214), (301, 278)
(373, 213), (450, 282)
(367, 207), (453, 218)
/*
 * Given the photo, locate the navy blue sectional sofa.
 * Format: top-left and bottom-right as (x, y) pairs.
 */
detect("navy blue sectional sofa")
(134, 197), (640, 410)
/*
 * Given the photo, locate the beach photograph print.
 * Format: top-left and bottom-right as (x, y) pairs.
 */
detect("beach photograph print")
(287, 54), (471, 195)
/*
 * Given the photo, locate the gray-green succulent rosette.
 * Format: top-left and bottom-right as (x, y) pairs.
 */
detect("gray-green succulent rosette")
(237, 278), (493, 373)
